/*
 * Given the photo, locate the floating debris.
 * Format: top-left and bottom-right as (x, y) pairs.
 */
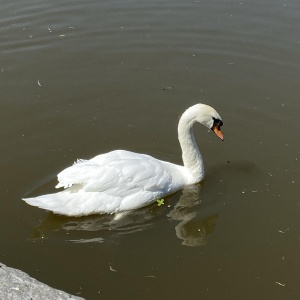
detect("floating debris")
(37, 80), (42, 87)
(109, 266), (117, 272)
(276, 281), (285, 287)
(277, 228), (290, 234)
(157, 199), (164, 206)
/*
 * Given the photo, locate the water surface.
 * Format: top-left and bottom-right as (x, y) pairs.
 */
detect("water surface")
(1, 0), (300, 299)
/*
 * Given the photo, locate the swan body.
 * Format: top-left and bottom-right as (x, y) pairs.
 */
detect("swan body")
(23, 104), (223, 216)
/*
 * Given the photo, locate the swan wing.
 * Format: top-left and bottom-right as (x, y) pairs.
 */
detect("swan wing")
(56, 150), (186, 198)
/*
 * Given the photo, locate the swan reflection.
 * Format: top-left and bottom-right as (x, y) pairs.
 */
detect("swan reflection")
(167, 185), (218, 247)
(28, 184), (218, 247)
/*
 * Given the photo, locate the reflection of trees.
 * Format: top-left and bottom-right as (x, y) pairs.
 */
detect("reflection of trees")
(168, 185), (218, 247)
(27, 184), (218, 247)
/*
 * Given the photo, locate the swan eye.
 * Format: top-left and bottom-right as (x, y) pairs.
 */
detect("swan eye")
(212, 117), (223, 129)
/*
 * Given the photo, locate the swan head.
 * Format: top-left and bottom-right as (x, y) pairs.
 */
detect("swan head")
(187, 104), (224, 140)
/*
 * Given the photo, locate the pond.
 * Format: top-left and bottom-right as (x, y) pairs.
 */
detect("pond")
(1, 0), (300, 298)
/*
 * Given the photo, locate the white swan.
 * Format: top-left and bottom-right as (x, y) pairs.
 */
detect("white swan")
(23, 104), (224, 216)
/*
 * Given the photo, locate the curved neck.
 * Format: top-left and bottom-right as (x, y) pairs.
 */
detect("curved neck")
(178, 109), (204, 183)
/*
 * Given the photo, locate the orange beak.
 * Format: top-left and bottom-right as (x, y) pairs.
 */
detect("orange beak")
(212, 126), (224, 141)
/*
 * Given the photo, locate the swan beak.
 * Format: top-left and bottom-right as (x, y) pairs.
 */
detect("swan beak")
(212, 126), (224, 141)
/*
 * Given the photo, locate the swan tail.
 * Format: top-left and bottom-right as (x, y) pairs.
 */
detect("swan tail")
(22, 193), (73, 216)
(22, 191), (122, 216)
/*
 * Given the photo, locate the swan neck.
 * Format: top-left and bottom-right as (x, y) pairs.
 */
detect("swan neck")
(178, 112), (204, 183)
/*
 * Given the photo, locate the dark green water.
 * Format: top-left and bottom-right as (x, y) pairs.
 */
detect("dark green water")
(1, 0), (300, 298)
